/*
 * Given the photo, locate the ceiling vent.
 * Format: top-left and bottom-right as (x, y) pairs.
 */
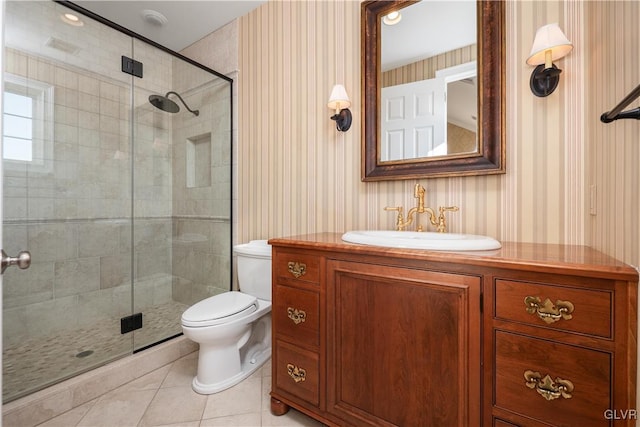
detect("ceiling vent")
(44, 37), (80, 55)
(141, 9), (168, 27)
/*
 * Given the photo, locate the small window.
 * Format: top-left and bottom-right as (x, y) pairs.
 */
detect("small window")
(3, 91), (34, 161)
(2, 73), (54, 172)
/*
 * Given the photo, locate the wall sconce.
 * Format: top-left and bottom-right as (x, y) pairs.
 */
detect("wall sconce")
(327, 84), (352, 132)
(526, 23), (573, 97)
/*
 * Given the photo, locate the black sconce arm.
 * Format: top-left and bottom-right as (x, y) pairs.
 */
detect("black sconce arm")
(601, 83), (640, 123)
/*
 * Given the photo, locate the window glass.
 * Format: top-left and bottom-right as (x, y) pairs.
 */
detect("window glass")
(3, 91), (34, 162)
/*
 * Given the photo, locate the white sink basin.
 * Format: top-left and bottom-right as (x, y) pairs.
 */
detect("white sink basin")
(341, 230), (502, 251)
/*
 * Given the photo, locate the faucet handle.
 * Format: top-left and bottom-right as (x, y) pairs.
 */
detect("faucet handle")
(439, 206), (459, 214)
(384, 206), (405, 231)
(436, 206), (459, 233)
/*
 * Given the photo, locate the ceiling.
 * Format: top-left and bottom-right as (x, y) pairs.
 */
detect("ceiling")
(68, 1), (473, 67)
(381, 0), (476, 71)
(71, 0), (266, 52)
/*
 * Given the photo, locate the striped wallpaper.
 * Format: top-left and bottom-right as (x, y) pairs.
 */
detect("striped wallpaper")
(585, 1), (639, 269)
(236, 0), (640, 271)
(382, 44), (477, 87)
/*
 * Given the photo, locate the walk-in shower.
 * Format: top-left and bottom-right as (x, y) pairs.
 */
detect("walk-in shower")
(1, 1), (232, 402)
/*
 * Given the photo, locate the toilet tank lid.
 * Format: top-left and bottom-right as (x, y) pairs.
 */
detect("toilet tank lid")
(233, 239), (271, 257)
(182, 291), (257, 324)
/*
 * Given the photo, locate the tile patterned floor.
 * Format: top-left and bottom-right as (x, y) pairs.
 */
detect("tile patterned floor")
(35, 353), (325, 427)
(4, 302), (189, 402)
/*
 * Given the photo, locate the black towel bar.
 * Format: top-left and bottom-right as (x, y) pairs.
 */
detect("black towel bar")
(601, 83), (640, 123)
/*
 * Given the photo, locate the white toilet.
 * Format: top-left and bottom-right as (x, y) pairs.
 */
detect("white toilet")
(181, 239), (272, 394)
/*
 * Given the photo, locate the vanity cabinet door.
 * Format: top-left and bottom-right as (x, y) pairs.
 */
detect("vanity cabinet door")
(326, 260), (481, 427)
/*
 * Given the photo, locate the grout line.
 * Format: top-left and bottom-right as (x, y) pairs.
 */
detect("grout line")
(135, 362), (172, 427)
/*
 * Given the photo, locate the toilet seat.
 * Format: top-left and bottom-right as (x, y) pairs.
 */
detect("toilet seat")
(182, 291), (258, 328)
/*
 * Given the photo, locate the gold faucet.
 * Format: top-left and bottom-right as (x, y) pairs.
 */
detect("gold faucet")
(384, 183), (428, 231)
(384, 184), (459, 232)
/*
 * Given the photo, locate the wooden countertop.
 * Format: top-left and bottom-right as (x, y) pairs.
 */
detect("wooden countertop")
(268, 232), (639, 282)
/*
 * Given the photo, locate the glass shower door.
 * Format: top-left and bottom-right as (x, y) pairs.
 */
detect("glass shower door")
(2, 1), (134, 402)
(130, 38), (233, 351)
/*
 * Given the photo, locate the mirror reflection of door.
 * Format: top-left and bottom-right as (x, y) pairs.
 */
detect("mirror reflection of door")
(381, 77), (446, 161)
(380, 0), (477, 162)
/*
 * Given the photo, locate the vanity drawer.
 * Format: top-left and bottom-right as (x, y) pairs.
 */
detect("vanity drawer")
(275, 340), (320, 406)
(274, 251), (320, 285)
(273, 284), (320, 346)
(494, 279), (612, 338)
(495, 331), (611, 426)
(494, 420), (519, 427)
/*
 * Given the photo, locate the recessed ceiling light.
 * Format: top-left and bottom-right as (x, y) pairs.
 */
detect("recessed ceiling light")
(141, 9), (168, 27)
(61, 12), (84, 27)
(383, 11), (402, 26)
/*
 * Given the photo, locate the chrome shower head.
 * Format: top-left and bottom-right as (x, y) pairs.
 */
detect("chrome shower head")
(148, 91), (199, 116)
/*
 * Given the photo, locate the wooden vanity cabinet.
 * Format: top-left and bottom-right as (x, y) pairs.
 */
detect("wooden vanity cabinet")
(270, 242), (481, 426)
(268, 234), (638, 427)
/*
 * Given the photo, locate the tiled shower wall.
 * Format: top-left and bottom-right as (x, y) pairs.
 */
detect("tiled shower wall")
(3, 1), (232, 347)
(170, 55), (232, 305)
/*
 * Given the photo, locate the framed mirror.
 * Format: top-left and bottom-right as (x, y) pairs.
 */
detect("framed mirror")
(361, 0), (505, 181)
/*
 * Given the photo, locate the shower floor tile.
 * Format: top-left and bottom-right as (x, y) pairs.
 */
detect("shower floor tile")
(3, 301), (189, 402)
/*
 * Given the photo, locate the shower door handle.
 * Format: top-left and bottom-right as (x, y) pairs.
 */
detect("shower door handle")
(1, 249), (31, 274)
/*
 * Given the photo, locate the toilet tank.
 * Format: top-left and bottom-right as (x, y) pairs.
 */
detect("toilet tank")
(233, 240), (272, 301)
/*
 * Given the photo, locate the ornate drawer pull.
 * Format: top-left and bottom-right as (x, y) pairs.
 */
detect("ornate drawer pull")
(287, 363), (306, 383)
(524, 370), (574, 401)
(287, 307), (307, 324)
(287, 261), (307, 278)
(524, 296), (574, 324)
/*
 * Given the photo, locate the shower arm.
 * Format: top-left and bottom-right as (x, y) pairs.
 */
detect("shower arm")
(600, 83), (640, 123)
(166, 91), (200, 116)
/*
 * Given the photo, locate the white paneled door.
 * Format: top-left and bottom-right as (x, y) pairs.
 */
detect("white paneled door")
(380, 77), (447, 161)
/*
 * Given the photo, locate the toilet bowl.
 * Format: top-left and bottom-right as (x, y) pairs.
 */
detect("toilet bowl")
(181, 240), (272, 394)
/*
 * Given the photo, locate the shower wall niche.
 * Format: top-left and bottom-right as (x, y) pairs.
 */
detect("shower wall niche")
(187, 134), (212, 189)
(2, 0), (232, 402)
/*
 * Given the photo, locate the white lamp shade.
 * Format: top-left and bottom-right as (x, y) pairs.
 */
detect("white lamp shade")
(526, 23), (573, 66)
(327, 84), (351, 110)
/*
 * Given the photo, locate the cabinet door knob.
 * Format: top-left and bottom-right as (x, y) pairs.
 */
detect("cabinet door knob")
(524, 370), (574, 401)
(287, 307), (307, 324)
(286, 363), (306, 383)
(524, 296), (574, 324)
(287, 261), (307, 278)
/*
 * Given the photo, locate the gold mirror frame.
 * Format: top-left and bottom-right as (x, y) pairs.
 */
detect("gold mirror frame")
(361, 0), (505, 181)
